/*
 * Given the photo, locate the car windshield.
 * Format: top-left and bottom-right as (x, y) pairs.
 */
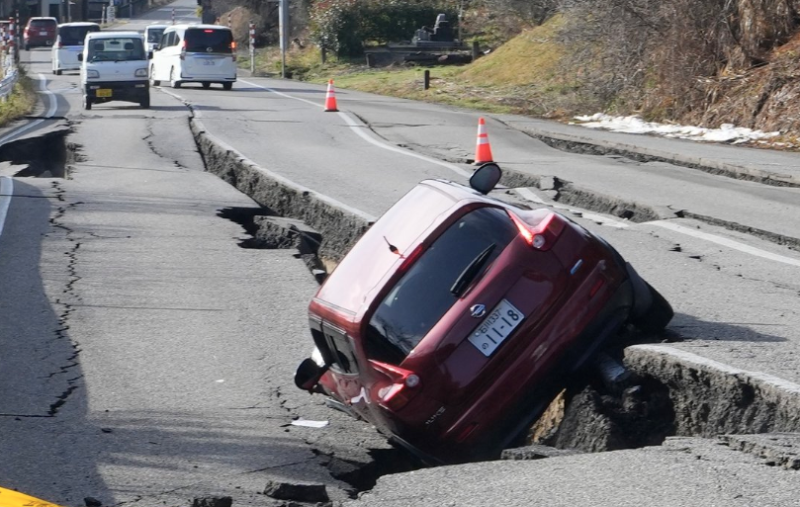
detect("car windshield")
(185, 28), (232, 53)
(364, 207), (518, 365)
(59, 25), (99, 46)
(87, 37), (145, 61)
(146, 28), (165, 43)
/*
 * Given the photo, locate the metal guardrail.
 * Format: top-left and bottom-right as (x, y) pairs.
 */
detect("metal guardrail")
(0, 57), (18, 101)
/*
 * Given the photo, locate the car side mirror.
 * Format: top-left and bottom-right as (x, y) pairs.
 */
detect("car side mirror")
(294, 358), (328, 393)
(469, 163), (502, 194)
(147, 50), (153, 59)
(77, 53), (83, 61)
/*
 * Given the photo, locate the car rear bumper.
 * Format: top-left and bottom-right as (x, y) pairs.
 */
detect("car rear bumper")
(85, 81), (149, 102)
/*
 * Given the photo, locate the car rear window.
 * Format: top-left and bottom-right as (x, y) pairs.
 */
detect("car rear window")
(30, 19), (56, 29)
(87, 37), (145, 61)
(59, 25), (99, 46)
(364, 206), (518, 365)
(185, 28), (233, 53)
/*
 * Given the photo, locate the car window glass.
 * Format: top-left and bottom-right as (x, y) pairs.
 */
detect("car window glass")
(146, 28), (165, 43)
(58, 25), (99, 46)
(87, 37), (145, 61)
(30, 20), (56, 29)
(185, 28), (232, 53)
(365, 207), (518, 365)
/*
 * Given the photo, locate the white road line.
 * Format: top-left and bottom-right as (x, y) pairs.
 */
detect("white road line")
(0, 74), (58, 146)
(651, 220), (800, 268)
(238, 78), (472, 178)
(0, 176), (13, 238)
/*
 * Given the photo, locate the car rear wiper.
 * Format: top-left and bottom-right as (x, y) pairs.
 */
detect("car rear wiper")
(450, 243), (496, 298)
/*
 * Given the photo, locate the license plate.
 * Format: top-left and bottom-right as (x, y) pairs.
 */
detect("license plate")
(201, 59), (215, 65)
(39, 31), (48, 35)
(468, 299), (524, 357)
(96, 89), (112, 98)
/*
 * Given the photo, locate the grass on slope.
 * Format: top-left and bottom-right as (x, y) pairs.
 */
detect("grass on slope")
(0, 70), (37, 128)
(248, 14), (591, 119)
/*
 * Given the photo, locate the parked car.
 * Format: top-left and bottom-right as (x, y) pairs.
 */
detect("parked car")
(144, 24), (168, 53)
(23, 17), (58, 50)
(52, 22), (101, 75)
(294, 163), (673, 465)
(149, 24), (236, 90)
(79, 31), (150, 110)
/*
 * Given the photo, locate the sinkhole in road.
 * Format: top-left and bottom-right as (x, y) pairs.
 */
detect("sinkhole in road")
(199, 132), (800, 496)
(0, 128), (74, 178)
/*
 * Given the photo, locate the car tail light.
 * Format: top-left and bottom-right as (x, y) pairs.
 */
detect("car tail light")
(508, 211), (566, 251)
(369, 360), (421, 412)
(397, 243), (424, 272)
(230, 41), (237, 61)
(180, 40), (186, 60)
(456, 422), (479, 443)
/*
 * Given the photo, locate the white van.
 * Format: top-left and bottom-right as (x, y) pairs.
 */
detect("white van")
(52, 22), (101, 75)
(149, 24), (236, 90)
(79, 31), (150, 110)
(144, 24), (168, 53)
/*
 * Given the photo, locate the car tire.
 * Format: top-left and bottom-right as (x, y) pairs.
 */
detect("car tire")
(83, 95), (92, 111)
(631, 281), (673, 334)
(222, 82), (233, 91)
(55, 69), (62, 76)
(140, 95), (150, 109)
(201, 82), (210, 89)
(149, 65), (159, 86)
(24, 44), (29, 51)
(170, 68), (181, 89)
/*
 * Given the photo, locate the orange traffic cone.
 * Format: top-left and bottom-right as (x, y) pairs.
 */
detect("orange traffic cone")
(474, 117), (494, 164)
(324, 79), (339, 112)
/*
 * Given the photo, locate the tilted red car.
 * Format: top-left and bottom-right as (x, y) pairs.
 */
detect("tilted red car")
(295, 164), (673, 464)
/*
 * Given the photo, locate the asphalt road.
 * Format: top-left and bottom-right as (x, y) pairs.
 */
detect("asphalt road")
(0, 1), (799, 505)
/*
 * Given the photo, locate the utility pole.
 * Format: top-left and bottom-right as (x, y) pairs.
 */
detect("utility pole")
(278, 0), (287, 78)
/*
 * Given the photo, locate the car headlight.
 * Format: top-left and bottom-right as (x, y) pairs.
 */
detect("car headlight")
(86, 69), (99, 79)
(134, 68), (148, 77)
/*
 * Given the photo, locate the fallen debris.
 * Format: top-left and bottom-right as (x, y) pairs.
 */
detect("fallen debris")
(263, 481), (329, 503)
(192, 497), (232, 507)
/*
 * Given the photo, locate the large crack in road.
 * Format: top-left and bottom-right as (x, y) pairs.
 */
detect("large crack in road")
(5, 114), (799, 502)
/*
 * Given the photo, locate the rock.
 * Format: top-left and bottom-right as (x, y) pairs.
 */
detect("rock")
(263, 481), (329, 503)
(191, 496), (233, 507)
(501, 444), (583, 460)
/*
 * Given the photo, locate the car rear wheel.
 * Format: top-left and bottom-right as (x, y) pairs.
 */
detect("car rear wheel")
(140, 95), (150, 109)
(54, 69), (62, 75)
(170, 68), (181, 89)
(222, 82), (233, 91)
(82, 95), (92, 111)
(631, 281), (673, 334)
(149, 65), (159, 86)
(201, 82), (210, 89)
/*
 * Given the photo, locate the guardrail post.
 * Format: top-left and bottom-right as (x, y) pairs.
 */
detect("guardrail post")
(249, 22), (255, 74)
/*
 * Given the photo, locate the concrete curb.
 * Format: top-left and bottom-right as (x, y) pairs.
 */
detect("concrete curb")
(625, 345), (800, 435)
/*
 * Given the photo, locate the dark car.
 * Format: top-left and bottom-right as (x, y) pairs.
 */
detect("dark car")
(294, 163), (673, 465)
(23, 17), (58, 50)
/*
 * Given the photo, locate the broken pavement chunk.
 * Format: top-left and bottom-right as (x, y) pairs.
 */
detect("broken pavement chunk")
(263, 481), (329, 503)
(191, 496), (232, 507)
(501, 444), (583, 460)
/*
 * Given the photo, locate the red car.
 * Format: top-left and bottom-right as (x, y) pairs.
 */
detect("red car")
(23, 17), (58, 50)
(295, 163), (673, 464)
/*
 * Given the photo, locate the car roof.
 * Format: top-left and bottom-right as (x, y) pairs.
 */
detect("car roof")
(87, 31), (143, 39)
(145, 24), (169, 29)
(59, 22), (100, 27)
(166, 24), (232, 31)
(29, 17), (57, 21)
(314, 179), (492, 317)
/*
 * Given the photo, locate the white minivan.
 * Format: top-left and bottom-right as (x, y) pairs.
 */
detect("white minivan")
(149, 24), (236, 90)
(79, 31), (150, 110)
(52, 22), (101, 75)
(144, 24), (168, 53)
